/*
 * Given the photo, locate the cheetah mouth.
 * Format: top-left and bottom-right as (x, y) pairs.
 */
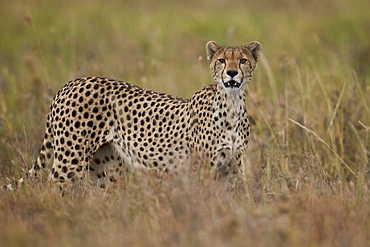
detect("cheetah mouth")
(223, 80), (242, 89)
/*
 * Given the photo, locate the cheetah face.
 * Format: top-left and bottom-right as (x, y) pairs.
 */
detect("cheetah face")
(206, 41), (261, 90)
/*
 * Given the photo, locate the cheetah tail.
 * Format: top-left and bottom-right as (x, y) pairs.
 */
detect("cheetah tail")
(29, 114), (54, 180)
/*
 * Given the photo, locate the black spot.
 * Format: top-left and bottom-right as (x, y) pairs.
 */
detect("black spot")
(45, 142), (52, 149)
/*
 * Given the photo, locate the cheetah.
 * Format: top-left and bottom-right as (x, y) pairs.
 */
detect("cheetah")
(30, 41), (261, 188)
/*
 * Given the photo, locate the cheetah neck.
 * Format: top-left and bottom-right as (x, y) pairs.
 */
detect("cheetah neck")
(216, 84), (246, 117)
(214, 85), (246, 129)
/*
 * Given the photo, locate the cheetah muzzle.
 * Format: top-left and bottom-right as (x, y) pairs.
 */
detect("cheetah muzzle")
(223, 79), (241, 89)
(28, 40), (261, 188)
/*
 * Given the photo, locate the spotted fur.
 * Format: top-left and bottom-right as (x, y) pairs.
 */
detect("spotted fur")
(30, 41), (261, 188)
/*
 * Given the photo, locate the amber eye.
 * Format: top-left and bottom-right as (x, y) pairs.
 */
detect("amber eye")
(240, 59), (247, 64)
(218, 58), (226, 64)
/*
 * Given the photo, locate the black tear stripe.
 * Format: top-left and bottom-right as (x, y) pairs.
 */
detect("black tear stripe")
(221, 66), (226, 84)
(239, 62), (245, 82)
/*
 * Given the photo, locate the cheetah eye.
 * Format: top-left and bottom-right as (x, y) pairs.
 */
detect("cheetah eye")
(240, 59), (248, 64)
(218, 58), (226, 64)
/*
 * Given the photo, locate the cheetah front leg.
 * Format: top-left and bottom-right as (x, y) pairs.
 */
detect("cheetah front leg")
(212, 146), (245, 180)
(212, 146), (232, 176)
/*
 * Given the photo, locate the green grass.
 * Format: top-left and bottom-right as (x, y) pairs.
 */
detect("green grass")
(0, 0), (369, 246)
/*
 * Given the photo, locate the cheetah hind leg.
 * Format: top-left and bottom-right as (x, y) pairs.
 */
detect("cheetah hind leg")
(88, 143), (129, 189)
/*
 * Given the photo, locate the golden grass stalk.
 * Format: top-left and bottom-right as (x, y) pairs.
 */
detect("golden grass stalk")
(288, 118), (357, 178)
(326, 80), (347, 133)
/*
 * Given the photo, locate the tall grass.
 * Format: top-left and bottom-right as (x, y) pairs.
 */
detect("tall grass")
(0, 0), (369, 246)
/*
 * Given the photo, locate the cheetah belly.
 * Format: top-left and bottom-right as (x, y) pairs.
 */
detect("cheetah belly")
(110, 139), (191, 170)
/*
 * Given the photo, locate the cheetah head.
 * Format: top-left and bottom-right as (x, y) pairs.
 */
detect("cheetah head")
(206, 41), (261, 90)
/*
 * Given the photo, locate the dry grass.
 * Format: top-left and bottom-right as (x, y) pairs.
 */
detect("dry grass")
(0, 0), (369, 246)
(1, 172), (368, 246)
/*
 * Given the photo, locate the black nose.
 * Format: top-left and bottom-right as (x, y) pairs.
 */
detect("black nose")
(226, 70), (238, 77)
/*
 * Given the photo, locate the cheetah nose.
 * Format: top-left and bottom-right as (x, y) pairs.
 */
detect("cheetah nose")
(226, 70), (238, 77)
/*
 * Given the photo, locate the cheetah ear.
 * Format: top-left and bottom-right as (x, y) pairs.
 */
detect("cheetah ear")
(246, 41), (262, 62)
(206, 41), (221, 61)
